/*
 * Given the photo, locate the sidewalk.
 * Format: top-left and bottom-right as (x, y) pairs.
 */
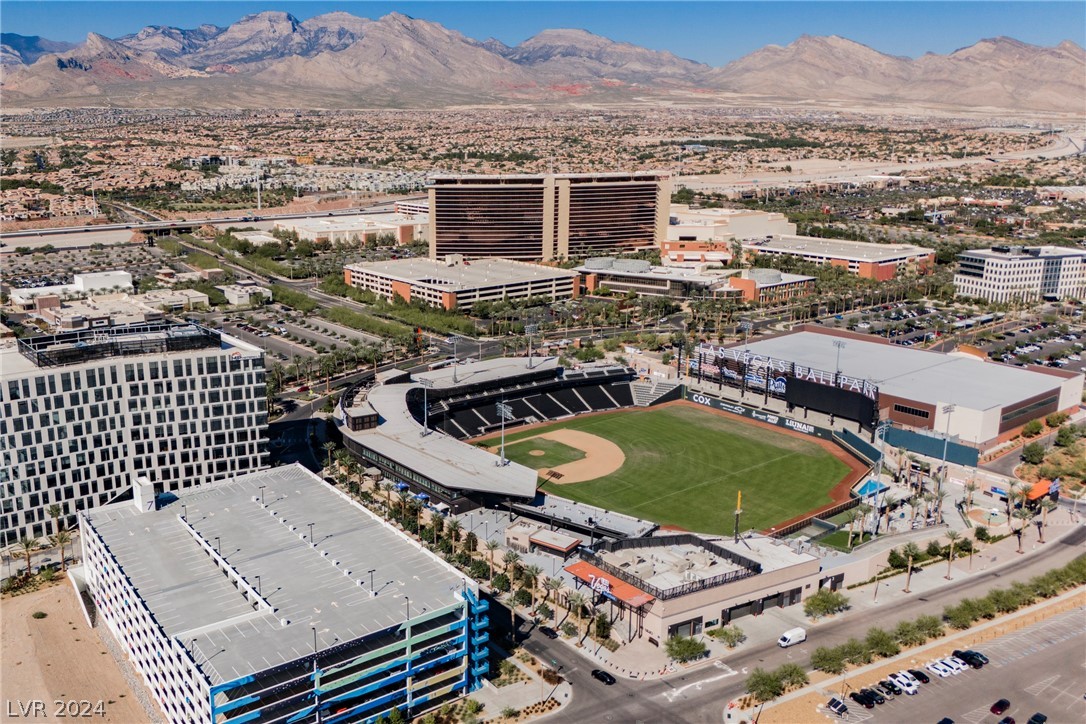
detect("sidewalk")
(470, 643), (572, 722)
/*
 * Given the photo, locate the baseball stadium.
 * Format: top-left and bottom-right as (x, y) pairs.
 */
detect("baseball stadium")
(335, 357), (868, 536)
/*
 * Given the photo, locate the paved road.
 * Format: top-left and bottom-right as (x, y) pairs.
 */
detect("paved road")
(521, 527), (1086, 723)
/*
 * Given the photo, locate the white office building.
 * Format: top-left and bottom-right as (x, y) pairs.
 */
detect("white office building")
(0, 323), (268, 545)
(954, 245), (1086, 303)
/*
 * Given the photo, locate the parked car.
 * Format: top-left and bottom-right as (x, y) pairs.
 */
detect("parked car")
(872, 682), (896, 700)
(991, 699), (1012, 715)
(859, 688), (885, 705)
(889, 673), (918, 695)
(998, 718), (1016, 724)
(927, 660), (953, 678)
(1027, 714), (1047, 724)
(826, 697), (849, 717)
(879, 679), (902, 695)
(848, 691), (875, 709)
(907, 668), (930, 684)
(953, 649), (985, 668)
(963, 649), (989, 664)
(591, 669), (616, 685)
(943, 656), (968, 673)
(538, 626), (558, 640)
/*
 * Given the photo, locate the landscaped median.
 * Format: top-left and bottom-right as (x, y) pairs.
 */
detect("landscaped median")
(750, 577), (1086, 724)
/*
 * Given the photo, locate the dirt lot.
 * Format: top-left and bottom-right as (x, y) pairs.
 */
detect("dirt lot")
(0, 583), (148, 723)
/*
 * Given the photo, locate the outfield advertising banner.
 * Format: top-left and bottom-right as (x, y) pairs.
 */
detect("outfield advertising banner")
(686, 391), (833, 439)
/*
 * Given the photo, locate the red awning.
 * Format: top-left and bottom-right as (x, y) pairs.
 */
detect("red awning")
(1026, 479), (1052, 501)
(565, 560), (655, 607)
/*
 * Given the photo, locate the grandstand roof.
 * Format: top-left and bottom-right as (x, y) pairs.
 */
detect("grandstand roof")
(339, 359), (546, 499)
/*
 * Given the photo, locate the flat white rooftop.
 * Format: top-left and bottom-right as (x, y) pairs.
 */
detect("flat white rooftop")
(85, 465), (471, 686)
(741, 331), (1070, 411)
(346, 258), (578, 291)
(745, 235), (931, 263)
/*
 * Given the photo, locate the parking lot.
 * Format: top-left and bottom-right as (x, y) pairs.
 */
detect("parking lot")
(826, 607), (1085, 724)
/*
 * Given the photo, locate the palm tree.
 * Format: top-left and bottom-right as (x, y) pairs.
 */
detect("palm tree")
(964, 481), (978, 510)
(18, 537), (38, 578)
(445, 518), (462, 546)
(543, 576), (564, 608)
(1068, 486), (1086, 517)
(566, 591), (587, 640)
(943, 531), (960, 580)
(50, 530), (72, 572)
(1005, 481), (1024, 519)
(523, 564), (543, 611)
(47, 504), (63, 536)
(909, 495), (921, 523)
(1037, 499), (1056, 543)
(1012, 509), (1033, 553)
(901, 542), (921, 593)
(484, 540), (500, 579)
(845, 509), (862, 549)
(380, 481), (394, 518)
(321, 441), (337, 472)
(932, 491), (948, 525)
(502, 550), (521, 578)
(881, 494), (898, 532)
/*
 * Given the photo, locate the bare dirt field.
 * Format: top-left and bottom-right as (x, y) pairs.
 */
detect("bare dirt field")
(0, 584), (148, 723)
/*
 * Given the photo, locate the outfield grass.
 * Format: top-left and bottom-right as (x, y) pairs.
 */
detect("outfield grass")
(502, 438), (586, 470)
(505, 405), (850, 535)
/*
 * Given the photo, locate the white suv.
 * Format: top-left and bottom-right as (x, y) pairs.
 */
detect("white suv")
(889, 672), (918, 695)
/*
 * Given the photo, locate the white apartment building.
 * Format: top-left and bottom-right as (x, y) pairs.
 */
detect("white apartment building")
(955, 245), (1086, 303)
(0, 324), (268, 545)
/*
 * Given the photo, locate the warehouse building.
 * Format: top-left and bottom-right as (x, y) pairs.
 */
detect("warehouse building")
(661, 205), (796, 266)
(343, 256), (580, 310)
(78, 464), (487, 724)
(0, 323), (268, 544)
(428, 172), (670, 261)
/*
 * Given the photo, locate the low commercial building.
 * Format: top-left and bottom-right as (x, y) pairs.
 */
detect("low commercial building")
(0, 323), (268, 544)
(79, 464), (487, 724)
(276, 212), (427, 246)
(344, 257), (580, 310)
(727, 268), (815, 305)
(662, 205), (796, 265)
(742, 236), (934, 280)
(31, 290), (211, 330)
(9, 270), (134, 309)
(216, 281), (272, 307)
(564, 533), (824, 642)
(954, 245), (1086, 303)
(578, 257), (736, 299)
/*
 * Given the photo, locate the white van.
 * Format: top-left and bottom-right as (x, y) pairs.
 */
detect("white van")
(777, 627), (807, 648)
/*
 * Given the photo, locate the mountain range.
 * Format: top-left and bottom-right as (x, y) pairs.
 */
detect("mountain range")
(1, 11), (1082, 113)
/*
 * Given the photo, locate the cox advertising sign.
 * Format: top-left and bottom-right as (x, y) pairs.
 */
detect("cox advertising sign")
(688, 392), (828, 438)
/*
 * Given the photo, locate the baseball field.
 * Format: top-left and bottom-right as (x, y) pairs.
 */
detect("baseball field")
(490, 403), (855, 535)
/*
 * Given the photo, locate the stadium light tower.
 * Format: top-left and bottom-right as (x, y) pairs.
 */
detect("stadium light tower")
(833, 339), (847, 381)
(938, 404), (956, 499)
(733, 490), (743, 544)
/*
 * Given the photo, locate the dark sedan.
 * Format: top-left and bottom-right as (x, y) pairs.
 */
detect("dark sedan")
(591, 669), (616, 685)
(908, 668), (931, 684)
(849, 691), (875, 709)
(992, 699), (1011, 715)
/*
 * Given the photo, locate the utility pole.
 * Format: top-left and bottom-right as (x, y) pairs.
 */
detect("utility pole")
(419, 378), (433, 436)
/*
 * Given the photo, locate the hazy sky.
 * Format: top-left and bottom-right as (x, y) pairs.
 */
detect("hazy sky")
(3, 1), (1083, 66)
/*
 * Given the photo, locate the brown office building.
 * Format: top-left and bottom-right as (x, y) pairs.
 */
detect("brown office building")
(428, 172), (670, 261)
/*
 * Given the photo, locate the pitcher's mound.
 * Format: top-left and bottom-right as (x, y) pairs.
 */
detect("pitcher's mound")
(534, 429), (624, 483)
(529, 449), (546, 457)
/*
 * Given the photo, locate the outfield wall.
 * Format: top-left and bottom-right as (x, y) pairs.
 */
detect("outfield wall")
(683, 388), (834, 440)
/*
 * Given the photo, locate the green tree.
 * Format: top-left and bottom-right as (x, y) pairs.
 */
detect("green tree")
(774, 662), (809, 690)
(1022, 419), (1044, 438)
(594, 612), (612, 639)
(387, 706), (405, 724)
(893, 620), (926, 647)
(49, 529), (72, 572)
(803, 588), (849, 619)
(492, 573), (511, 593)
(664, 635), (707, 663)
(810, 646), (847, 674)
(1021, 442), (1046, 464)
(864, 627), (901, 658)
(1055, 425), (1077, 447)
(914, 614), (944, 640)
(18, 537), (38, 578)
(745, 667), (784, 705)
